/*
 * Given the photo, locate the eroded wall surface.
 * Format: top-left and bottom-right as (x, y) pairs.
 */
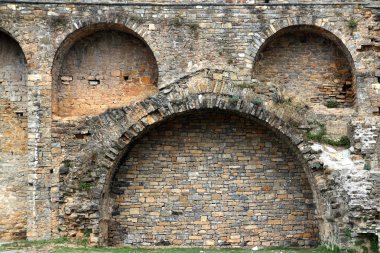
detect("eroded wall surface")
(0, 32), (28, 241)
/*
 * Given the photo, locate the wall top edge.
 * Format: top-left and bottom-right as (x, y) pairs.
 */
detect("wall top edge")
(0, 0), (373, 7)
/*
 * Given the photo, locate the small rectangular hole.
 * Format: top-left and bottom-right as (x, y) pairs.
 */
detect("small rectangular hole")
(377, 77), (380, 83)
(124, 75), (129, 81)
(88, 80), (100, 86)
(265, 0), (270, 3)
(16, 112), (23, 117)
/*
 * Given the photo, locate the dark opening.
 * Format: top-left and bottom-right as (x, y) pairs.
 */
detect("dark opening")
(16, 112), (23, 117)
(265, 0), (270, 3)
(75, 133), (91, 139)
(377, 77), (380, 83)
(300, 36), (307, 43)
(123, 75), (129, 81)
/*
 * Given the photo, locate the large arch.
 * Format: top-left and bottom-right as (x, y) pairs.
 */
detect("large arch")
(88, 92), (329, 246)
(0, 29), (28, 241)
(51, 22), (159, 118)
(108, 109), (320, 247)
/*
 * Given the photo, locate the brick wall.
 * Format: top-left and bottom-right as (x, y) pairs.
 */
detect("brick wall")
(109, 111), (319, 247)
(254, 30), (354, 107)
(53, 30), (158, 117)
(0, 32), (28, 240)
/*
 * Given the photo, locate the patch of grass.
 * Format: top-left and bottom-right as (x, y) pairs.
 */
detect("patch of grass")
(325, 99), (338, 108)
(79, 182), (93, 191)
(188, 23), (199, 31)
(0, 241), (354, 253)
(228, 95), (240, 106)
(306, 125), (350, 148)
(307, 125), (327, 143)
(271, 91), (284, 104)
(52, 246), (349, 253)
(347, 18), (358, 30)
(62, 159), (71, 167)
(344, 228), (352, 239)
(0, 237), (71, 250)
(130, 15), (144, 24)
(251, 97), (263, 106)
(324, 136), (350, 148)
(364, 162), (371, 171)
(169, 16), (184, 27)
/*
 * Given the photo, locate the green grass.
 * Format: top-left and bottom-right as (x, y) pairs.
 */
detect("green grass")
(53, 247), (339, 253)
(306, 125), (350, 148)
(0, 240), (350, 253)
(53, 246), (352, 253)
(0, 237), (86, 252)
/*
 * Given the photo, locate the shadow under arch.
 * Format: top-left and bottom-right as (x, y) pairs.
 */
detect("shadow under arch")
(0, 28), (29, 66)
(51, 22), (159, 118)
(95, 92), (326, 246)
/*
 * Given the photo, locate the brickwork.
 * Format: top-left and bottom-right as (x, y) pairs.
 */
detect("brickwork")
(0, 32), (28, 240)
(109, 111), (319, 247)
(53, 30), (158, 117)
(254, 29), (354, 107)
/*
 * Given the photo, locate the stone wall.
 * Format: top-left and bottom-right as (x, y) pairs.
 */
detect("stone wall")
(0, 31), (28, 241)
(0, 0), (379, 250)
(53, 30), (158, 118)
(109, 111), (319, 247)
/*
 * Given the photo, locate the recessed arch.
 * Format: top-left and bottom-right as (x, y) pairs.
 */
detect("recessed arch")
(108, 109), (320, 247)
(0, 29), (28, 241)
(51, 23), (159, 118)
(252, 25), (356, 108)
(90, 93), (327, 246)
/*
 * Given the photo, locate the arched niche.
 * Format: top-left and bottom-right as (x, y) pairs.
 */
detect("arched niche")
(253, 25), (356, 108)
(52, 23), (159, 118)
(0, 30), (28, 241)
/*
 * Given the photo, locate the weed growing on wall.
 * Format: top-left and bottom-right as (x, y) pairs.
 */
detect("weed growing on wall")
(307, 125), (351, 148)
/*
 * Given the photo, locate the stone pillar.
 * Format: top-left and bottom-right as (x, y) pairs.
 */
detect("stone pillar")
(26, 70), (53, 240)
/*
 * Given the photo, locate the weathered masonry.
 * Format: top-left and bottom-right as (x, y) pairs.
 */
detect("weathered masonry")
(0, 0), (379, 251)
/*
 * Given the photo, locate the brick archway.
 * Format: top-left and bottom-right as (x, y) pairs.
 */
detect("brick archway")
(246, 21), (357, 71)
(251, 24), (356, 108)
(52, 16), (160, 76)
(92, 92), (326, 246)
(51, 22), (159, 118)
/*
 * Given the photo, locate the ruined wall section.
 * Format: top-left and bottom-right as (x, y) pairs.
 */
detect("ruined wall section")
(0, 32), (28, 241)
(54, 30), (158, 118)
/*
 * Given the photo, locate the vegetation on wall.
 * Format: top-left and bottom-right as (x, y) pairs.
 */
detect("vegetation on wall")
(307, 125), (350, 148)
